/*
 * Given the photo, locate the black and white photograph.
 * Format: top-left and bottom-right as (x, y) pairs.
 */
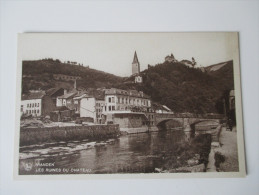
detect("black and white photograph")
(15, 32), (245, 177)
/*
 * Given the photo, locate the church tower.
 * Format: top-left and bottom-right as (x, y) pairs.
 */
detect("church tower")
(132, 51), (140, 75)
(132, 51), (142, 83)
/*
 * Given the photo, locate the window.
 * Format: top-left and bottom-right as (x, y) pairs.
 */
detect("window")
(112, 97), (115, 103)
(27, 104), (29, 107)
(108, 97), (111, 103)
(109, 106), (111, 111)
(32, 103), (34, 108)
(118, 97), (120, 103)
(112, 106), (115, 110)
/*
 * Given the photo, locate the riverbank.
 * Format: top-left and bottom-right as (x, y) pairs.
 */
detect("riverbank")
(212, 126), (239, 172)
(169, 125), (239, 173)
(155, 133), (212, 173)
(20, 124), (120, 146)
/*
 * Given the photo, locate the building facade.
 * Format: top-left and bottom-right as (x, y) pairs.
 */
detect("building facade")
(104, 88), (151, 114)
(21, 91), (56, 117)
(96, 99), (105, 124)
(46, 88), (64, 105)
(80, 97), (96, 122)
(21, 98), (42, 117)
(73, 92), (88, 114)
(56, 92), (77, 110)
(79, 96), (105, 124)
(135, 75), (143, 83)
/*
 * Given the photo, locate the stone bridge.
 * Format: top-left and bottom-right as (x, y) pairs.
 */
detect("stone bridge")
(154, 113), (223, 132)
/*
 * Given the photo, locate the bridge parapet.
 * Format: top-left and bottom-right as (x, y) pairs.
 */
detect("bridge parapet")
(155, 113), (224, 119)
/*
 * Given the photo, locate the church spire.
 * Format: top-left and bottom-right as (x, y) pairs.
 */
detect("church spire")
(132, 51), (140, 75)
(132, 51), (139, 64)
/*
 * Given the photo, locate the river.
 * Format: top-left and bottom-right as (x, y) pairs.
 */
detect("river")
(19, 129), (187, 175)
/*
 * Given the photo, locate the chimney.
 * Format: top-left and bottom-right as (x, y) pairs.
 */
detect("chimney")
(64, 89), (67, 95)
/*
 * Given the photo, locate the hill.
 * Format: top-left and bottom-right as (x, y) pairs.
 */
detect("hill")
(204, 61), (232, 72)
(22, 59), (123, 93)
(114, 60), (234, 114)
(22, 58), (234, 114)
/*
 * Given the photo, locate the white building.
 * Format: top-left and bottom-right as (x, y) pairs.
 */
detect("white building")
(73, 92), (88, 114)
(56, 92), (77, 108)
(135, 75), (143, 83)
(80, 97), (96, 122)
(79, 96), (105, 124)
(103, 88), (151, 113)
(21, 92), (45, 117)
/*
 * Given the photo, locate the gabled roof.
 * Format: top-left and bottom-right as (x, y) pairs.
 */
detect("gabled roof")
(57, 92), (77, 99)
(46, 88), (64, 96)
(87, 89), (105, 100)
(132, 51), (139, 64)
(73, 93), (88, 100)
(21, 91), (45, 100)
(74, 91), (88, 98)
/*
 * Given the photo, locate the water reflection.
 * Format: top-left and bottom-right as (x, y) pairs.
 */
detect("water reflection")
(19, 130), (185, 174)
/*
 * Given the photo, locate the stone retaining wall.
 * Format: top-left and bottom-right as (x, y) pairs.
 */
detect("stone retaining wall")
(20, 124), (120, 146)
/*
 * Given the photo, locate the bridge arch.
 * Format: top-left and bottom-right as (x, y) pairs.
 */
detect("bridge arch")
(156, 118), (183, 131)
(189, 119), (220, 134)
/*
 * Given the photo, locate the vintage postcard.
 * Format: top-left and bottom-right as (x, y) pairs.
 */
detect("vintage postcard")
(14, 32), (246, 179)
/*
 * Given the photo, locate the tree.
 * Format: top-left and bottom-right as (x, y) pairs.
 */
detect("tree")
(191, 57), (197, 68)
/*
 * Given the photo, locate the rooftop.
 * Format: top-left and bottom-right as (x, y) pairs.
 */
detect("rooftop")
(132, 51), (139, 64)
(57, 92), (77, 99)
(105, 88), (150, 99)
(21, 91), (45, 100)
(46, 88), (64, 96)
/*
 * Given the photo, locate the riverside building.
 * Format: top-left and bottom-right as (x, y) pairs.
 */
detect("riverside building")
(103, 88), (151, 113)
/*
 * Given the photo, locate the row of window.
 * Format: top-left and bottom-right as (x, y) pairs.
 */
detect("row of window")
(26, 109), (40, 114)
(96, 103), (104, 107)
(96, 114), (102, 118)
(108, 96), (150, 106)
(96, 108), (102, 113)
(107, 106), (115, 111)
(27, 103), (40, 108)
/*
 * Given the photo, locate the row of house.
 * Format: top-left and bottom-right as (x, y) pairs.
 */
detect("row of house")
(21, 84), (160, 123)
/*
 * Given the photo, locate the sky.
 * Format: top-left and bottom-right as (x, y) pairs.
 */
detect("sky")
(18, 32), (238, 77)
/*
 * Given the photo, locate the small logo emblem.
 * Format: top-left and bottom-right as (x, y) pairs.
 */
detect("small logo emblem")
(23, 162), (33, 171)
